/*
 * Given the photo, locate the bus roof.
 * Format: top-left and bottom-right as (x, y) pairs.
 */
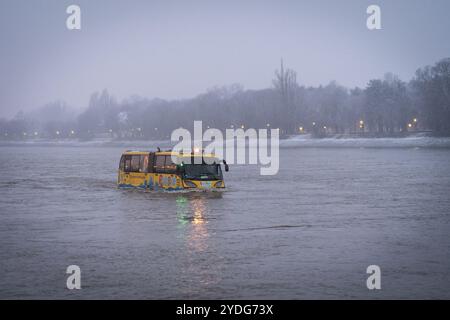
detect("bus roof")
(122, 151), (150, 155)
(122, 150), (218, 158)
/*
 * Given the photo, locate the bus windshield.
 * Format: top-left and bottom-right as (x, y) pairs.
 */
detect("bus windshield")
(183, 164), (223, 180)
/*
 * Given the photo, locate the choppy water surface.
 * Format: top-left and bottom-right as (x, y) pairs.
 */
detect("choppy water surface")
(1, 141), (450, 299)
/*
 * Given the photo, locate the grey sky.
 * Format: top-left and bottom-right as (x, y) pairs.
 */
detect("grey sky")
(1, 0), (450, 118)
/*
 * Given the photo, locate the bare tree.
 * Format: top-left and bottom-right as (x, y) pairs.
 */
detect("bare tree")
(273, 59), (298, 134)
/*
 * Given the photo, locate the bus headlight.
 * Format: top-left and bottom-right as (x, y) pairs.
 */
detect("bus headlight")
(214, 180), (225, 188)
(184, 180), (197, 188)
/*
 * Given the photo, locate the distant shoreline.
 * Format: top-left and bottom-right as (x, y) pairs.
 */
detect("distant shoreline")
(0, 130), (445, 143)
(2, 133), (450, 150)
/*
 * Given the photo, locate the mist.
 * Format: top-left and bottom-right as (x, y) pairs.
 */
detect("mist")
(1, 0), (450, 119)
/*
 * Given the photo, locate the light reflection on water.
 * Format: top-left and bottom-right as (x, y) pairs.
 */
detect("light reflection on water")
(175, 194), (223, 292)
(187, 197), (209, 251)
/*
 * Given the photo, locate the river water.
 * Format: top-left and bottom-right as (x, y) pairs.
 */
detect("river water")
(1, 139), (450, 299)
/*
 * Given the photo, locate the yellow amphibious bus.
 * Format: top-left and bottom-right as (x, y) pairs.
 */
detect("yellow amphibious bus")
(117, 149), (229, 191)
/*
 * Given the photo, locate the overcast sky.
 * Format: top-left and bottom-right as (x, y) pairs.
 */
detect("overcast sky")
(1, 0), (450, 118)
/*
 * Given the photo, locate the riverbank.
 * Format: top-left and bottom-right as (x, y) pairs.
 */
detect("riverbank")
(1, 134), (450, 149)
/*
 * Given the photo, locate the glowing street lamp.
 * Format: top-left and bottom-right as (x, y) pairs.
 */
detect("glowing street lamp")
(299, 126), (304, 132)
(408, 123), (413, 128)
(413, 118), (417, 123)
(359, 120), (365, 130)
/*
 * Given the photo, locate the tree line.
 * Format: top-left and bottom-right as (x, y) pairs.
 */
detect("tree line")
(1, 57), (450, 140)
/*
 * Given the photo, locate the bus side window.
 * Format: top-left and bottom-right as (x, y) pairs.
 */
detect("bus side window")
(154, 155), (166, 173)
(165, 155), (176, 173)
(140, 155), (148, 173)
(130, 155), (140, 172)
(124, 155), (132, 172)
(119, 155), (125, 171)
(148, 153), (155, 173)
